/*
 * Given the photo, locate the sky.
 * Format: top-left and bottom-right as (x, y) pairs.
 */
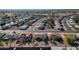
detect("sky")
(0, 0), (78, 9)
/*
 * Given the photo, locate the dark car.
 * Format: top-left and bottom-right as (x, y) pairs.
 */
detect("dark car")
(38, 26), (45, 30)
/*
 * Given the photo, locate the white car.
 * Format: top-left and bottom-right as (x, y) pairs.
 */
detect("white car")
(4, 23), (11, 28)
(19, 24), (29, 30)
(0, 26), (2, 30)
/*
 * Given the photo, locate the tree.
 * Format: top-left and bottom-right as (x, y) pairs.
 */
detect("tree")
(47, 18), (55, 28)
(67, 35), (79, 47)
(55, 37), (63, 43)
(76, 16), (79, 25)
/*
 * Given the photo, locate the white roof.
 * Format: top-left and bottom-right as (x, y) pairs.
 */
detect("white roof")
(75, 25), (79, 28)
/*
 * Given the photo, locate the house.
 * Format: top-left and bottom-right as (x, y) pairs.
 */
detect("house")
(54, 20), (63, 30)
(69, 19), (76, 25)
(69, 15), (77, 26)
(35, 23), (45, 30)
(3, 33), (17, 40)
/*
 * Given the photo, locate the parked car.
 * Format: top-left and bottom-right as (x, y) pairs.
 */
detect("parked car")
(19, 24), (29, 30)
(4, 23), (11, 28)
(2, 26), (8, 30)
(0, 26), (2, 30)
(38, 26), (45, 30)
